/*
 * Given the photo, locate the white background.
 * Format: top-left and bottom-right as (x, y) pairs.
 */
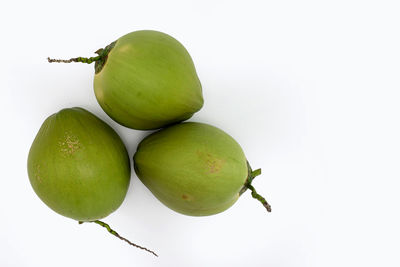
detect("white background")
(1, 0), (399, 266)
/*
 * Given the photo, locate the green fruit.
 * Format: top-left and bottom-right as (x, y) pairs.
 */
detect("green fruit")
(27, 107), (131, 221)
(134, 122), (269, 216)
(49, 30), (204, 130)
(94, 30), (203, 130)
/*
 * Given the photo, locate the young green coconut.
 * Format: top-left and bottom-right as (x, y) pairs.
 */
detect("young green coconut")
(48, 30), (203, 130)
(27, 107), (157, 256)
(133, 122), (271, 216)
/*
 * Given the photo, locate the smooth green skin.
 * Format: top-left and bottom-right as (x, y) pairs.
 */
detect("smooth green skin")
(94, 30), (204, 130)
(27, 108), (131, 221)
(134, 122), (248, 216)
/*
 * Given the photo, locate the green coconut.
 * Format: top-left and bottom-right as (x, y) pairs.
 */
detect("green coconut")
(27, 107), (131, 221)
(133, 122), (271, 216)
(48, 30), (203, 130)
(27, 107), (157, 256)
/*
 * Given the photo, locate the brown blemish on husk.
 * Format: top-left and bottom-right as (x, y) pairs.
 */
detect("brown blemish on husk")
(197, 151), (225, 173)
(181, 194), (194, 201)
(34, 164), (42, 183)
(59, 133), (80, 156)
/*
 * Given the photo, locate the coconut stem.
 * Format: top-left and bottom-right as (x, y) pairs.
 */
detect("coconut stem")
(240, 162), (272, 212)
(247, 182), (272, 212)
(47, 41), (116, 73)
(79, 220), (158, 257)
(47, 56), (101, 64)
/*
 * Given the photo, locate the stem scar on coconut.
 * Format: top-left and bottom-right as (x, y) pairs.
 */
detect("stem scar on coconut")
(47, 30), (204, 131)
